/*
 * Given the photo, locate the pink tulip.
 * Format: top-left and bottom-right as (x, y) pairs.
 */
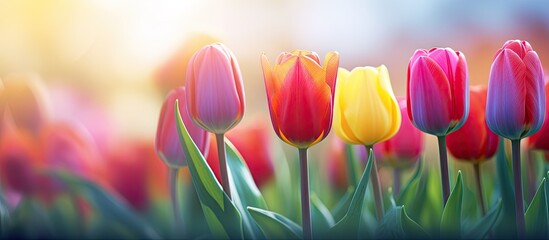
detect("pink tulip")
(155, 87), (210, 168)
(186, 43), (245, 134)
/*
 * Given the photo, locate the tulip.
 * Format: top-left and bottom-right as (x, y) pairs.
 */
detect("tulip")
(156, 87), (210, 233)
(447, 87), (498, 162)
(261, 50), (339, 239)
(527, 80), (549, 151)
(105, 141), (169, 211)
(186, 43), (245, 200)
(186, 43), (245, 134)
(156, 87), (210, 168)
(226, 118), (275, 188)
(2, 73), (52, 134)
(447, 86), (498, 216)
(485, 40), (545, 237)
(333, 65), (401, 221)
(407, 47), (469, 205)
(375, 96), (424, 198)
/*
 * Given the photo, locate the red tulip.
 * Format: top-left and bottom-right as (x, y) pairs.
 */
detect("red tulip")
(261, 50), (339, 148)
(105, 141), (169, 211)
(155, 87), (210, 168)
(226, 118), (275, 187)
(486, 40), (545, 140)
(376, 96), (424, 169)
(528, 80), (549, 150)
(407, 48), (469, 136)
(447, 86), (498, 162)
(186, 43), (245, 134)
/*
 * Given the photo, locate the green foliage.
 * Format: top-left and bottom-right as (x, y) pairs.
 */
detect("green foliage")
(175, 101), (243, 239)
(247, 207), (302, 239)
(440, 171), (463, 237)
(525, 178), (548, 238)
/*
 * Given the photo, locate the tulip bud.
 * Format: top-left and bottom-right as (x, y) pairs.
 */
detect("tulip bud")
(155, 87), (210, 168)
(226, 118), (275, 187)
(334, 66), (401, 146)
(186, 43), (245, 134)
(407, 48), (469, 136)
(528, 80), (549, 150)
(261, 50), (339, 149)
(447, 86), (498, 162)
(486, 40), (545, 140)
(376, 96), (424, 169)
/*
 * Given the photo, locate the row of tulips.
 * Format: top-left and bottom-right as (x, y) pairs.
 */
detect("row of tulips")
(154, 39), (546, 239)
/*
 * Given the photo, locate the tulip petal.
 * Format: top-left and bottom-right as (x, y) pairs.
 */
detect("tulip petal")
(334, 68), (362, 144)
(427, 48), (459, 82)
(261, 54), (283, 140)
(523, 51), (545, 137)
(272, 58), (332, 148)
(409, 56), (453, 135)
(375, 65), (401, 142)
(486, 49), (526, 140)
(448, 52), (469, 132)
(406, 50), (429, 123)
(323, 52), (340, 96)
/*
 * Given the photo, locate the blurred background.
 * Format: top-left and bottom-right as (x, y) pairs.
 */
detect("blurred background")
(0, 0), (549, 204)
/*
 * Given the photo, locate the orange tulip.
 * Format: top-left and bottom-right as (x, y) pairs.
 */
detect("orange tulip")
(261, 50), (339, 149)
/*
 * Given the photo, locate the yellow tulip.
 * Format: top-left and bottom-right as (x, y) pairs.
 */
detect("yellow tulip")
(334, 65), (401, 146)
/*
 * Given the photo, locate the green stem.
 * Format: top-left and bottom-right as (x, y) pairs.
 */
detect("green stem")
(366, 145), (384, 221)
(473, 163), (486, 216)
(298, 148), (312, 239)
(526, 149), (536, 201)
(170, 168), (183, 236)
(215, 133), (232, 200)
(511, 139), (525, 238)
(344, 144), (359, 187)
(438, 136), (450, 205)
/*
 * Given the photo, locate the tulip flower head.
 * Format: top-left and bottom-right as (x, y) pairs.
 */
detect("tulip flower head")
(375, 96), (423, 169)
(447, 86), (498, 162)
(155, 87), (210, 168)
(334, 66), (401, 146)
(261, 50), (339, 149)
(186, 43), (245, 134)
(486, 40), (545, 140)
(407, 47), (469, 136)
(528, 80), (549, 150)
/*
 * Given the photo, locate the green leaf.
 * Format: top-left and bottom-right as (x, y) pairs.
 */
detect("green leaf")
(493, 137), (516, 238)
(175, 101), (243, 239)
(375, 205), (429, 239)
(247, 207), (302, 239)
(397, 158), (423, 206)
(311, 193), (335, 237)
(52, 171), (160, 239)
(440, 171), (463, 238)
(464, 199), (502, 239)
(327, 147), (374, 238)
(525, 178), (548, 238)
(331, 187), (353, 222)
(225, 140), (268, 239)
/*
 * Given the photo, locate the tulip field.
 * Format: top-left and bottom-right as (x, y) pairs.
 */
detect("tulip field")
(1, 37), (548, 240)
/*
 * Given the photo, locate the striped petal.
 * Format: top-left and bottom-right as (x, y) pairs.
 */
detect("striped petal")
(486, 49), (526, 140)
(523, 50), (545, 137)
(409, 56), (453, 135)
